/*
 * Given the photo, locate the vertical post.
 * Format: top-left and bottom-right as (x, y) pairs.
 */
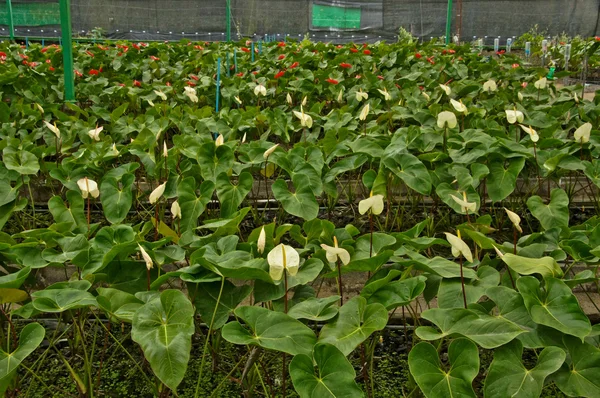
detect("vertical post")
(234, 48), (238, 73)
(445, 0), (453, 45)
(216, 57), (221, 113)
(59, 0), (75, 102)
(226, 0), (231, 42)
(5, 0), (14, 40)
(251, 42), (254, 62)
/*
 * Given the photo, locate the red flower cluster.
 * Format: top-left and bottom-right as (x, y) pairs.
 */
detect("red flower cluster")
(133, 80), (142, 87)
(89, 69), (100, 75)
(274, 70), (285, 79)
(340, 62), (352, 69)
(194, 45), (204, 50)
(289, 62), (299, 69)
(150, 55), (160, 61)
(236, 72), (244, 77)
(415, 53), (422, 59)
(241, 47), (250, 53)
(364, 49), (371, 55)
(326, 78), (339, 84)
(41, 47), (48, 53)
(278, 54), (285, 60)
(512, 63), (520, 69)
(427, 56), (435, 64)
(277, 42), (286, 47)
(86, 50), (94, 57)
(521, 82), (528, 88)
(75, 70), (83, 77)
(0, 52), (6, 62)
(190, 75), (199, 81)
(186, 81), (196, 87)
(350, 48), (358, 53)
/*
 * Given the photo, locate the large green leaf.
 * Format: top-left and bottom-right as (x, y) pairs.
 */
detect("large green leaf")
(526, 189), (569, 230)
(290, 343), (364, 398)
(177, 177), (214, 233)
(438, 266), (499, 308)
(0, 323), (45, 393)
(517, 277), (591, 340)
(131, 290), (195, 392)
(0, 267), (31, 289)
(500, 253), (563, 278)
(221, 306), (316, 356)
(288, 296), (340, 322)
(197, 142), (235, 182)
(191, 280), (252, 330)
(272, 175), (319, 221)
(48, 191), (88, 234)
(318, 296), (387, 356)
(383, 153), (432, 195)
(31, 287), (97, 313)
(553, 335), (600, 397)
(408, 338), (479, 398)
(215, 172), (253, 218)
(2, 147), (39, 175)
(363, 275), (426, 310)
(487, 156), (525, 202)
(416, 308), (525, 349)
(484, 339), (565, 398)
(96, 287), (144, 323)
(100, 174), (135, 224)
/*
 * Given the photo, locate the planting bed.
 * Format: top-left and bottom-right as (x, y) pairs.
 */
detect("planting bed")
(0, 35), (600, 398)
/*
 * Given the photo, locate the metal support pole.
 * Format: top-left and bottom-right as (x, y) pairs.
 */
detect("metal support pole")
(59, 0), (75, 102)
(445, 0), (453, 45)
(226, 0), (231, 42)
(6, 0), (14, 40)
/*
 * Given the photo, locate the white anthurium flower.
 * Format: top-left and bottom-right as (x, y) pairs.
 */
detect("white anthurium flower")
(293, 105), (313, 128)
(359, 103), (370, 121)
(241, 133), (247, 143)
(450, 99), (468, 114)
(147, 99), (155, 107)
(493, 246), (505, 258)
(183, 86), (198, 103)
(215, 134), (224, 147)
(138, 244), (154, 270)
(149, 182), (166, 204)
(504, 208), (522, 233)
(421, 91), (430, 101)
(444, 231), (473, 263)
(574, 92), (579, 104)
(171, 200), (182, 219)
(286, 93), (293, 105)
(534, 77), (547, 89)
(574, 122), (592, 144)
(320, 236), (350, 265)
(263, 144), (279, 159)
(254, 84), (267, 97)
(111, 143), (119, 156)
(163, 142), (168, 158)
(87, 125), (103, 141)
(482, 80), (497, 92)
(257, 226), (266, 254)
(437, 111), (458, 129)
(267, 244), (300, 281)
(450, 193), (477, 213)
(337, 89), (344, 103)
(302, 96), (307, 106)
(358, 192), (384, 215)
(355, 89), (368, 102)
(154, 90), (167, 100)
(439, 84), (451, 96)
(234, 96), (242, 105)
(378, 88), (392, 101)
(519, 125), (539, 143)
(505, 109), (524, 124)
(35, 103), (44, 114)
(44, 121), (60, 138)
(77, 177), (100, 199)
(518, 92), (524, 102)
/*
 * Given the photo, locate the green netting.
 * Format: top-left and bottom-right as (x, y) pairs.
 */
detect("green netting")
(312, 3), (361, 29)
(0, 2), (60, 27)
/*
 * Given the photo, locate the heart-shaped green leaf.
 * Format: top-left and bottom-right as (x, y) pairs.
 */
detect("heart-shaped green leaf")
(500, 253), (563, 278)
(288, 296), (340, 321)
(191, 279), (252, 330)
(216, 172), (253, 218)
(552, 335), (600, 397)
(526, 189), (569, 230)
(272, 175), (319, 221)
(0, 323), (45, 393)
(100, 174), (135, 224)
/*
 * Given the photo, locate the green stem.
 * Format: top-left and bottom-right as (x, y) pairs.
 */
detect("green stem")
(195, 276), (226, 398)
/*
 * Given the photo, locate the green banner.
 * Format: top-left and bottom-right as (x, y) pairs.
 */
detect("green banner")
(0, 2), (60, 26)
(312, 3), (361, 30)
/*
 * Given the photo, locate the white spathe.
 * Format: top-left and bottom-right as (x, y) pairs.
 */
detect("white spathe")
(267, 244), (300, 281)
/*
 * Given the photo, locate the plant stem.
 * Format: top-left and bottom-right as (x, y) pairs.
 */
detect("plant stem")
(459, 255), (467, 309)
(336, 259), (344, 306)
(87, 196), (91, 236)
(195, 276), (226, 398)
(282, 270), (288, 398)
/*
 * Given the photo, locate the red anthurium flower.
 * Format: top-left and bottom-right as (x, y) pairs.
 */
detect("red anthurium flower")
(419, 86), (424, 90)
(241, 47), (250, 53)
(141, 42), (148, 47)
(521, 82), (528, 88)
(118, 83), (125, 87)
(496, 50), (506, 55)
(275, 70), (285, 79)
(150, 55), (160, 61)
(45, 59), (52, 64)
(252, 71), (259, 75)
(0, 52), (6, 60)
(289, 62), (299, 69)
(186, 81), (196, 87)
(190, 75), (199, 81)
(448, 49), (456, 54)
(194, 45), (204, 50)
(41, 47), (48, 53)
(336, 45), (343, 49)
(350, 48), (358, 53)
(415, 53), (422, 59)
(512, 63), (520, 68)
(19, 54), (28, 60)
(86, 50), (94, 57)
(355, 75), (362, 79)
(326, 78), (339, 84)
(166, 82), (171, 86)
(596, 36), (600, 41)
(277, 42), (286, 47)
(340, 62), (352, 69)
(133, 80), (141, 87)
(427, 56), (435, 65)
(75, 70), (83, 77)
(89, 69), (99, 75)
(377, 75), (384, 80)
(560, 41), (565, 45)
(99, 67), (103, 72)
(49, 66), (55, 72)
(236, 72), (244, 77)
(442, 50), (448, 55)
(278, 54), (285, 60)
(364, 49), (371, 55)
(363, 43), (368, 48)
(132, 43), (140, 50)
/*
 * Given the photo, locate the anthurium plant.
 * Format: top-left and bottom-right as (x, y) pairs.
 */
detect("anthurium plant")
(0, 35), (599, 397)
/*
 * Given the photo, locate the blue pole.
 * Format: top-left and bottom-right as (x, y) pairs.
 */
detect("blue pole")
(41, 39), (44, 47)
(216, 57), (221, 113)
(251, 42), (255, 62)
(25, 37), (28, 49)
(259, 41), (262, 54)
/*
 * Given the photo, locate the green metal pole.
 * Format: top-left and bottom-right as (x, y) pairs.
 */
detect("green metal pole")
(226, 0), (231, 42)
(59, 0), (75, 102)
(5, 0), (14, 40)
(445, 0), (453, 45)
